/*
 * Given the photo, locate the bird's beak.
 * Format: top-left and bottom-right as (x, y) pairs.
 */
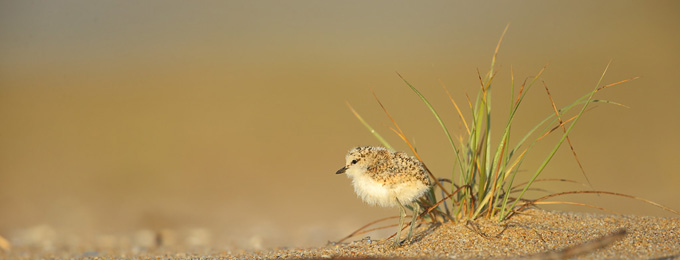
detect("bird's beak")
(336, 166), (347, 174)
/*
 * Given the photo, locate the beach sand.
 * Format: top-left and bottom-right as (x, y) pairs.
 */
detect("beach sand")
(2, 209), (678, 259)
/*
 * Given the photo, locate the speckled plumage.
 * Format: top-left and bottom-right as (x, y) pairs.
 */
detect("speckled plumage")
(336, 146), (431, 208)
(336, 146), (431, 247)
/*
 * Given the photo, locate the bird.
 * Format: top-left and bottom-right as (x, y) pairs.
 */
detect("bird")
(336, 146), (431, 247)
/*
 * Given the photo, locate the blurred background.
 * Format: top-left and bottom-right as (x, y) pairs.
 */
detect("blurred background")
(1, 0), (679, 250)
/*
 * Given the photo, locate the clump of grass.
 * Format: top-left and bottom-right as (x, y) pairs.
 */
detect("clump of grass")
(341, 26), (678, 242)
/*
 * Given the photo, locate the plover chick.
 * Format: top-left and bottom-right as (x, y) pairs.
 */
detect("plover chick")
(336, 146), (431, 247)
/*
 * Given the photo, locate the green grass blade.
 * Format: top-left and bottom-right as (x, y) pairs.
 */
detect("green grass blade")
(503, 62), (612, 220)
(397, 72), (465, 177)
(346, 102), (393, 150)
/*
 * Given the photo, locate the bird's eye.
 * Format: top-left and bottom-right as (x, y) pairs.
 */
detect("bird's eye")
(351, 159), (359, 164)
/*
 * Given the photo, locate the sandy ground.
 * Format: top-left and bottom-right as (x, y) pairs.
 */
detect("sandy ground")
(2, 209), (679, 259)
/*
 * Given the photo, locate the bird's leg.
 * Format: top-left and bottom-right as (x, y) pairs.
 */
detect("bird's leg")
(393, 198), (407, 248)
(407, 201), (420, 242)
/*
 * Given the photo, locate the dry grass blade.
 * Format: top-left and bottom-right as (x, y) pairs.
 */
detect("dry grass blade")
(371, 91), (407, 147)
(425, 185), (468, 218)
(489, 23), (510, 72)
(543, 81), (591, 187)
(530, 201), (620, 214)
(537, 107), (597, 141)
(441, 80), (471, 135)
(510, 178), (587, 191)
(514, 78), (527, 106)
(348, 224), (402, 243)
(337, 216), (402, 243)
(486, 139), (508, 217)
(518, 190), (680, 215)
(476, 68), (486, 98)
(502, 148), (527, 180)
(372, 92), (452, 198)
(465, 92), (473, 110)
(597, 76), (640, 91)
